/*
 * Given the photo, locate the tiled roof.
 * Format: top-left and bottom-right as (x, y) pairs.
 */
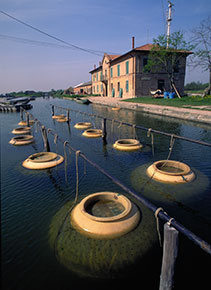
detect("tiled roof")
(107, 54), (121, 61)
(134, 43), (154, 51)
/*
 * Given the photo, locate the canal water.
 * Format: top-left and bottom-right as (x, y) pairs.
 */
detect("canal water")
(1, 97), (211, 290)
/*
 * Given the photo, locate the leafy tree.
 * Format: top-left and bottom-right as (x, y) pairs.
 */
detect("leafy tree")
(184, 82), (208, 91)
(144, 31), (194, 96)
(190, 16), (211, 96)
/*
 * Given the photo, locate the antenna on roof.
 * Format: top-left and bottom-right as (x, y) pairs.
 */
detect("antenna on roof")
(166, 1), (174, 48)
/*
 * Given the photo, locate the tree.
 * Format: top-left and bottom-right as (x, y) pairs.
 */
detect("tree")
(190, 16), (211, 96)
(145, 31), (194, 96)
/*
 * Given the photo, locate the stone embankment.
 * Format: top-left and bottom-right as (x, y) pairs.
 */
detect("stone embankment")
(88, 97), (211, 125)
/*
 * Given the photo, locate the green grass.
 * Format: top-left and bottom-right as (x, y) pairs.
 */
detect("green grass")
(123, 95), (211, 110)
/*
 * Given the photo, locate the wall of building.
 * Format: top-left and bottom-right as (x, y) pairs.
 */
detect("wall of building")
(108, 54), (135, 98)
(74, 85), (92, 95)
(91, 51), (187, 98)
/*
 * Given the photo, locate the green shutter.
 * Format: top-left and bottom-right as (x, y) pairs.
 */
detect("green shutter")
(126, 61), (129, 74)
(117, 65), (120, 76)
(126, 80), (129, 92)
(110, 67), (113, 78)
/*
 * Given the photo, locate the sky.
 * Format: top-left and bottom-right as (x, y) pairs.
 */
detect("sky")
(0, 0), (210, 93)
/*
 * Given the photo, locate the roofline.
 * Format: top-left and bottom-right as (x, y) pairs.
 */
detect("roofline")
(89, 65), (102, 73)
(89, 44), (192, 74)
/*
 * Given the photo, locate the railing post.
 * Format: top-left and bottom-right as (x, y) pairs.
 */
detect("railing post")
(67, 110), (70, 123)
(102, 118), (107, 143)
(41, 126), (50, 152)
(20, 107), (24, 120)
(159, 222), (179, 290)
(26, 112), (30, 127)
(52, 105), (55, 116)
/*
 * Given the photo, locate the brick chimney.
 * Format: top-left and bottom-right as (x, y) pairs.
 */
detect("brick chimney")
(132, 36), (135, 49)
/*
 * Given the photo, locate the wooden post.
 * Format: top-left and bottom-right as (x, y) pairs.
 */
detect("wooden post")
(102, 118), (107, 142)
(20, 107), (24, 120)
(26, 113), (30, 127)
(159, 222), (179, 290)
(67, 110), (70, 123)
(52, 105), (55, 116)
(41, 126), (50, 152)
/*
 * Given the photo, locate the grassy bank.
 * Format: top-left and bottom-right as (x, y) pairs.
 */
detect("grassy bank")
(123, 95), (211, 110)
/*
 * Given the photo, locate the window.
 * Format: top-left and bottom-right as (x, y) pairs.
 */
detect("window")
(143, 57), (150, 72)
(117, 82), (120, 91)
(97, 85), (99, 92)
(110, 67), (113, 78)
(126, 80), (129, 92)
(126, 61), (129, 74)
(174, 60), (180, 73)
(96, 73), (98, 81)
(117, 65), (120, 77)
(101, 84), (103, 92)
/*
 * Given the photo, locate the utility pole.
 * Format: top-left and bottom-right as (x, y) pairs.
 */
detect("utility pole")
(166, 1), (174, 48)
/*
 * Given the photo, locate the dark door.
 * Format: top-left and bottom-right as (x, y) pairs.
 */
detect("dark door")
(158, 80), (165, 91)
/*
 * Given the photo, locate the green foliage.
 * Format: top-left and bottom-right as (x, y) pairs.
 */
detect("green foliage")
(144, 31), (193, 89)
(184, 82), (209, 91)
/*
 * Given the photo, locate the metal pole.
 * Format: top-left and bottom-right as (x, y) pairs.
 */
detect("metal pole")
(166, 1), (173, 48)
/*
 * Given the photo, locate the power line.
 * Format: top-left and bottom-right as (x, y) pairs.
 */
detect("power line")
(0, 34), (78, 49)
(0, 10), (103, 56)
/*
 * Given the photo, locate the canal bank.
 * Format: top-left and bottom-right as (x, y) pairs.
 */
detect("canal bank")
(88, 97), (211, 125)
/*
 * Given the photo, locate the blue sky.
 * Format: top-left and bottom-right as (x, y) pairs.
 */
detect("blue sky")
(0, 0), (210, 93)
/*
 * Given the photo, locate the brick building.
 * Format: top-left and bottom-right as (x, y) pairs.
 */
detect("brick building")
(90, 40), (191, 98)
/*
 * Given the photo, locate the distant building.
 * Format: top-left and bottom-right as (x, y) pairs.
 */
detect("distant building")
(89, 40), (191, 98)
(73, 81), (92, 95)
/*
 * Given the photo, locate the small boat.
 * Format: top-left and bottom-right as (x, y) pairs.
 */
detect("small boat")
(0, 97), (32, 112)
(75, 97), (91, 104)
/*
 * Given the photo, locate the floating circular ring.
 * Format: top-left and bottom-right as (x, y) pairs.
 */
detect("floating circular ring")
(52, 114), (65, 119)
(71, 192), (140, 239)
(22, 152), (64, 169)
(112, 107), (120, 111)
(18, 120), (35, 126)
(113, 139), (143, 152)
(56, 117), (70, 122)
(12, 127), (31, 135)
(74, 122), (92, 130)
(49, 195), (157, 278)
(9, 135), (34, 146)
(82, 129), (102, 138)
(146, 160), (195, 184)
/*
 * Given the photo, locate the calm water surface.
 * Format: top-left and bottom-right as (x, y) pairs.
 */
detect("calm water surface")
(1, 97), (211, 290)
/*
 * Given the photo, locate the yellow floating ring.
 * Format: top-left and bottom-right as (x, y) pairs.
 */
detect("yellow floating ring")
(56, 117), (70, 122)
(12, 127), (31, 135)
(22, 152), (64, 170)
(146, 160), (195, 184)
(113, 139), (143, 152)
(18, 120), (35, 126)
(71, 192), (140, 239)
(112, 107), (120, 111)
(52, 114), (65, 119)
(9, 135), (34, 146)
(74, 122), (92, 130)
(82, 129), (102, 138)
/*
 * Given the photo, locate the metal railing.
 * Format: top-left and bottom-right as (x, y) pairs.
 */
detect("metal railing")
(21, 107), (211, 290)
